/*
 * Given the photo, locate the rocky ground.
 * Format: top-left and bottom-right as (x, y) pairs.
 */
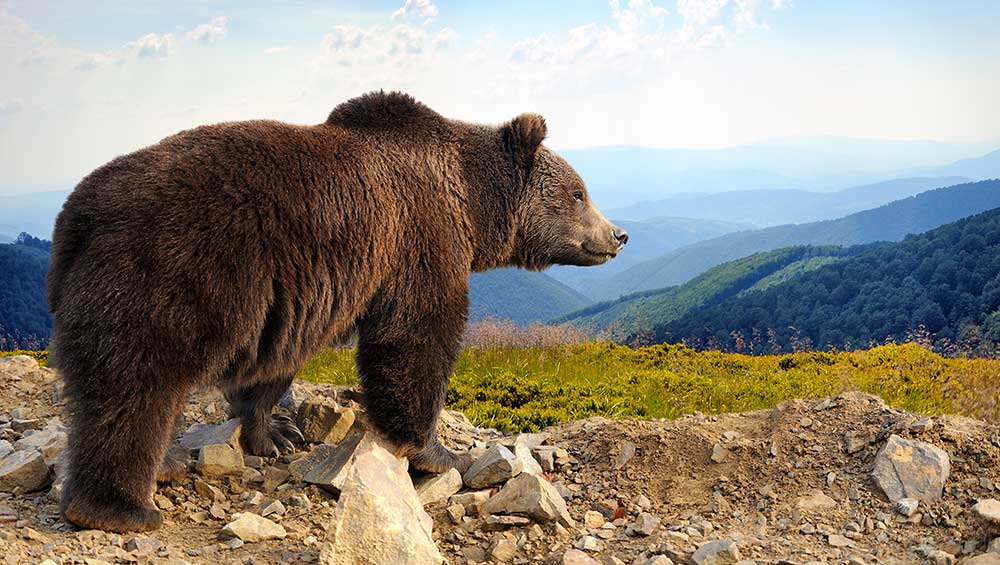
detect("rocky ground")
(3, 355), (1000, 564)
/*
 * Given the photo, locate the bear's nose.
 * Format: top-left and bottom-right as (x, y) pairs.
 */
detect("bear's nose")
(612, 228), (628, 248)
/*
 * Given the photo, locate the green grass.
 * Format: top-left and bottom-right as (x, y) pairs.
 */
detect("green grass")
(8, 342), (997, 433)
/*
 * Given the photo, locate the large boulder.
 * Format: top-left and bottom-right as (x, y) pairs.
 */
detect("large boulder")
(319, 440), (442, 564)
(480, 473), (575, 527)
(872, 434), (951, 502)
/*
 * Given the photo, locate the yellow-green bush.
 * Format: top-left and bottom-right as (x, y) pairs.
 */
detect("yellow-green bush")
(0, 349), (48, 365)
(8, 342), (997, 432)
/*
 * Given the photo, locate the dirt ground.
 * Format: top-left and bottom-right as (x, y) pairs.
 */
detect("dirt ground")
(2, 355), (1000, 564)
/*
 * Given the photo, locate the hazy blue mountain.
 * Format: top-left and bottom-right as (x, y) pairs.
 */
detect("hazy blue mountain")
(0, 189), (70, 239)
(903, 149), (1000, 180)
(585, 180), (1000, 301)
(546, 216), (751, 294)
(604, 177), (969, 225)
(469, 269), (591, 325)
(564, 138), (999, 208)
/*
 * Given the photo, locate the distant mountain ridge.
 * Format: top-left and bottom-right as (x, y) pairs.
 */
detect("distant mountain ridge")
(584, 179), (1000, 301)
(468, 269), (591, 326)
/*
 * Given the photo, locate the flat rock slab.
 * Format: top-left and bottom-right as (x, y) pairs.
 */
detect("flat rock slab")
(480, 472), (575, 527)
(220, 512), (286, 543)
(196, 444), (245, 477)
(0, 449), (50, 492)
(180, 419), (241, 452)
(320, 439), (442, 564)
(872, 434), (951, 502)
(463, 444), (522, 489)
(414, 468), (463, 505)
(303, 433), (387, 494)
(795, 489), (837, 512)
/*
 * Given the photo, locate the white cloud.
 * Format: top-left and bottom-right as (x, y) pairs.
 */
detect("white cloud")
(322, 25), (368, 55)
(187, 16), (228, 44)
(124, 33), (173, 59)
(433, 27), (459, 49)
(264, 46), (292, 54)
(610, 0), (669, 33)
(392, 0), (438, 24)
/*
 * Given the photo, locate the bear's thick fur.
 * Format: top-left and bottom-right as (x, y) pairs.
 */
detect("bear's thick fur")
(47, 91), (627, 532)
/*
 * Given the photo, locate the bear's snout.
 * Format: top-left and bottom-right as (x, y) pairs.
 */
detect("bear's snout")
(612, 227), (629, 250)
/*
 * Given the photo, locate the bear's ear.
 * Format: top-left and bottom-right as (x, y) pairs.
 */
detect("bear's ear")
(502, 113), (547, 169)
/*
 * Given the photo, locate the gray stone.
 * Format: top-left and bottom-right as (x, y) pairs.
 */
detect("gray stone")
(514, 440), (543, 476)
(0, 441), (11, 461)
(181, 419), (241, 452)
(449, 489), (491, 512)
(612, 440), (636, 470)
(844, 431), (871, 454)
(483, 514), (531, 531)
(414, 468), (463, 505)
(532, 446), (557, 472)
(0, 449), (50, 491)
(644, 558), (674, 565)
(872, 434), (950, 502)
(319, 440), (442, 564)
(627, 512), (660, 536)
(963, 553), (1000, 565)
(259, 499), (286, 517)
(125, 535), (162, 555)
(445, 503), (465, 524)
(710, 443), (728, 464)
(583, 510), (605, 528)
(463, 444), (522, 489)
(196, 443), (244, 477)
(692, 540), (741, 565)
(219, 512), (286, 542)
(827, 534), (854, 547)
(575, 535), (604, 552)
(303, 433), (387, 494)
(480, 472), (575, 527)
(489, 538), (518, 562)
(296, 397), (355, 445)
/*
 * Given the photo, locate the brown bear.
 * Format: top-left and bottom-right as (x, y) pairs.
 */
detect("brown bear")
(47, 91), (628, 533)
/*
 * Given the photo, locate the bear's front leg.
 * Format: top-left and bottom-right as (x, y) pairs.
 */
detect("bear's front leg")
(356, 292), (471, 474)
(225, 373), (304, 458)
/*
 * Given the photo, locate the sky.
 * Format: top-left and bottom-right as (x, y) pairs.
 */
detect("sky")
(1, 0), (999, 195)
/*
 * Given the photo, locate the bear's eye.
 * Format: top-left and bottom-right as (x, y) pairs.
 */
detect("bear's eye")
(572, 190), (585, 202)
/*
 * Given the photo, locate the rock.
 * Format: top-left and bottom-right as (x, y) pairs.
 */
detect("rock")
(296, 397), (356, 445)
(973, 499), (1000, 525)
(844, 431), (871, 454)
(911, 417), (934, 433)
(480, 472), (575, 527)
(196, 443), (245, 477)
(563, 548), (601, 565)
(445, 503), (465, 524)
(219, 513), (286, 543)
(489, 538), (518, 562)
(514, 440), (543, 476)
(0, 440), (11, 460)
(13, 420), (67, 466)
(414, 468), (463, 505)
(320, 439), (441, 564)
(463, 444), (522, 489)
(612, 440), (636, 470)
(0, 449), (50, 491)
(10, 418), (41, 432)
(262, 466), (291, 492)
(584, 510), (605, 528)
(575, 535), (604, 552)
(896, 497), (919, 517)
(692, 540), (741, 565)
(795, 489), (837, 512)
(181, 419), (241, 451)
(871, 434), (950, 502)
(259, 499), (286, 517)
(125, 535), (162, 554)
(483, 515), (531, 531)
(194, 479), (226, 502)
(827, 534), (854, 547)
(627, 512), (660, 536)
(927, 551), (955, 565)
(303, 432), (387, 494)
(710, 443), (728, 464)
(532, 446), (557, 472)
(450, 489), (492, 513)
(644, 558), (674, 565)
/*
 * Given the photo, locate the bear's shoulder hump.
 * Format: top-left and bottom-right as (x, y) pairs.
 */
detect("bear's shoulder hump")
(326, 91), (442, 130)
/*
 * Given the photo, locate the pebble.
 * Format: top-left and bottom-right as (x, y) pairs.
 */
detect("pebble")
(296, 397), (355, 445)
(627, 512), (660, 537)
(563, 549), (601, 565)
(575, 535), (605, 552)
(692, 540), (741, 565)
(463, 444), (523, 489)
(196, 444), (245, 477)
(710, 443), (728, 464)
(219, 513), (286, 542)
(414, 468), (463, 505)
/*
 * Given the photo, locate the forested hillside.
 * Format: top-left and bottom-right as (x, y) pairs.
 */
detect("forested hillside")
(588, 179), (1000, 300)
(658, 208), (1000, 354)
(468, 269), (591, 325)
(557, 246), (855, 338)
(0, 234), (51, 349)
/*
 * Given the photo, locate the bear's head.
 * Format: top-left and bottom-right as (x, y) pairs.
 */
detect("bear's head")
(502, 113), (628, 271)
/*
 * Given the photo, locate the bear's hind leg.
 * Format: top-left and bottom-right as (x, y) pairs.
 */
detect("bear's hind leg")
(225, 374), (303, 458)
(61, 364), (189, 532)
(357, 306), (471, 474)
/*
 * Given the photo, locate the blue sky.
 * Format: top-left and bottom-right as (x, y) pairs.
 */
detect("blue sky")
(1, 0), (999, 194)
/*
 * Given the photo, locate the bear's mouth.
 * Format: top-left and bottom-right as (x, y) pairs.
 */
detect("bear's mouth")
(581, 244), (618, 261)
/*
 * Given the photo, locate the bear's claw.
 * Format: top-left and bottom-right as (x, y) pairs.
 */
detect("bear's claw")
(240, 412), (304, 458)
